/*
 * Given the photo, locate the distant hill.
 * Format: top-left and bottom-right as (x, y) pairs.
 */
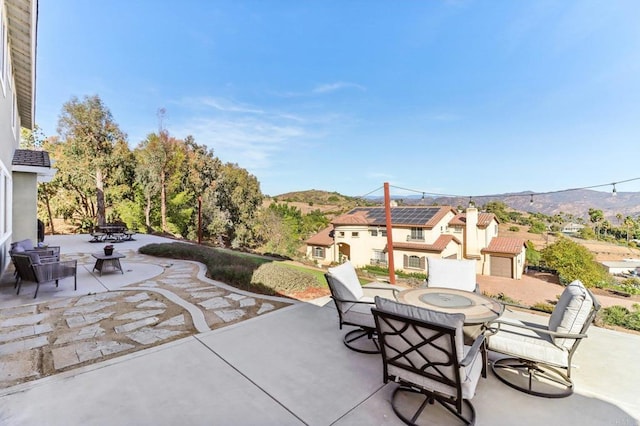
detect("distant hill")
(269, 190), (376, 211)
(422, 189), (640, 221)
(273, 189), (640, 222)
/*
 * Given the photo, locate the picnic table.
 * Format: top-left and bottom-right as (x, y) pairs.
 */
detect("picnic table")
(89, 225), (135, 242)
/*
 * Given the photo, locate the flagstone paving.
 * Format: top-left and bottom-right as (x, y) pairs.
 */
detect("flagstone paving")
(0, 250), (292, 388)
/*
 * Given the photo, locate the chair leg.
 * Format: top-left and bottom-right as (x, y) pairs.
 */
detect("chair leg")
(491, 357), (573, 398)
(343, 328), (380, 354)
(391, 385), (476, 425)
(33, 282), (40, 299)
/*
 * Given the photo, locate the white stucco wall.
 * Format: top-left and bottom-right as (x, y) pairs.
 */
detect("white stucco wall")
(11, 172), (37, 242)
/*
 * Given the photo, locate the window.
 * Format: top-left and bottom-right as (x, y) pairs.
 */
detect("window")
(313, 247), (325, 258)
(351, 232), (359, 238)
(371, 250), (386, 265)
(370, 229), (378, 237)
(410, 227), (424, 241)
(380, 230), (387, 237)
(407, 255), (421, 269)
(338, 231), (344, 237)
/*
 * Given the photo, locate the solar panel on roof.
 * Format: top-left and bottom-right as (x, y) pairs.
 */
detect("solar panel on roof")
(348, 207), (441, 225)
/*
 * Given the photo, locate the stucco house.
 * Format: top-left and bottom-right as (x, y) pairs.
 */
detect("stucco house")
(562, 222), (584, 234)
(305, 205), (526, 279)
(0, 0), (47, 274)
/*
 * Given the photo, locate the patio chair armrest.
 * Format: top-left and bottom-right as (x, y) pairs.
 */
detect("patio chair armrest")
(33, 260), (77, 282)
(461, 334), (485, 367)
(331, 295), (376, 305)
(362, 285), (401, 300)
(490, 318), (588, 340)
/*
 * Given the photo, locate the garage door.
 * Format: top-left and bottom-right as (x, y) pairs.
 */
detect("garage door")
(491, 256), (513, 278)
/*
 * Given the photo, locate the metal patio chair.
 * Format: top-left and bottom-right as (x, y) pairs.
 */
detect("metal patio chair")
(373, 296), (485, 425)
(324, 261), (400, 354)
(12, 253), (77, 299)
(487, 279), (600, 398)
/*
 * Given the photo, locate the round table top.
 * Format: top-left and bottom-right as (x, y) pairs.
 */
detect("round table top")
(397, 287), (504, 324)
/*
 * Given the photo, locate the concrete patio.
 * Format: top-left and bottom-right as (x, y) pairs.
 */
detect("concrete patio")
(0, 234), (638, 425)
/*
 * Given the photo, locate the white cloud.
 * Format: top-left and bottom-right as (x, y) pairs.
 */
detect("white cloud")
(170, 96), (320, 172)
(313, 81), (366, 94)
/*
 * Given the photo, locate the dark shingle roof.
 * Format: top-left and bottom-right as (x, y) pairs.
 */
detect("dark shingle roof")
(12, 149), (51, 167)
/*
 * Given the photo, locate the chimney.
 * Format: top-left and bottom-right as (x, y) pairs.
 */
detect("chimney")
(464, 206), (480, 258)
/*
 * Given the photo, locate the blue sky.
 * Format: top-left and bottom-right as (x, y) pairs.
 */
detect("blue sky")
(35, 0), (640, 198)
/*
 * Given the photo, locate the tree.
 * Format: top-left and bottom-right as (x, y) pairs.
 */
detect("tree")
(213, 163), (263, 247)
(134, 131), (185, 232)
(588, 208), (604, 238)
(482, 201), (509, 222)
(56, 95), (127, 226)
(20, 125), (45, 149)
(541, 237), (612, 287)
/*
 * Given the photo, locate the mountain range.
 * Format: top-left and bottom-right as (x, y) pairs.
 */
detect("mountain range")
(378, 189), (640, 221)
(275, 189), (640, 222)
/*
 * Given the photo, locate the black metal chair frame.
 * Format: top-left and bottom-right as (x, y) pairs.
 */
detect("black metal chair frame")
(12, 253), (77, 299)
(324, 273), (399, 354)
(372, 307), (485, 425)
(489, 291), (601, 398)
(9, 246), (60, 288)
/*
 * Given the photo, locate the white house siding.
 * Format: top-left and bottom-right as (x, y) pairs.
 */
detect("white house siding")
(0, 0), (19, 272)
(0, 0), (37, 273)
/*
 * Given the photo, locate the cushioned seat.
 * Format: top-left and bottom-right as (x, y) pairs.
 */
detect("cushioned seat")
(324, 261), (401, 354)
(487, 280), (600, 398)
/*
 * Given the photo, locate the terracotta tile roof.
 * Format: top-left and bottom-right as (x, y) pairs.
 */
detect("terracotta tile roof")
(448, 212), (497, 227)
(392, 235), (461, 253)
(481, 237), (526, 255)
(12, 149), (51, 167)
(331, 210), (370, 225)
(305, 226), (334, 246)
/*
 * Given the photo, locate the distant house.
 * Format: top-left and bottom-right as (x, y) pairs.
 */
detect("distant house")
(305, 205), (527, 279)
(600, 260), (640, 276)
(562, 223), (584, 234)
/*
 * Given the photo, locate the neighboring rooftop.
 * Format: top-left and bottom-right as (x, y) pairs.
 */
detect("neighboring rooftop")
(11, 149), (50, 167)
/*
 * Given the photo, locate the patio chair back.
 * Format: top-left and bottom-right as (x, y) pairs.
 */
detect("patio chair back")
(11, 253), (78, 299)
(372, 296), (483, 424)
(426, 257), (478, 292)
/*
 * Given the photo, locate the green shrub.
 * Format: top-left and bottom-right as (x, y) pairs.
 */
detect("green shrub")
(139, 242), (274, 294)
(138, 242), (325, 297)
(508, 226), (520, 232)
(362, 265), (427, 280)
(531, 302), (555, 313)
(599, 304), (640, 331)
(541, 237), (613, 288)
(484, 292), (521, 306)
(529, 221), (546, 234)
(250, 263), (320, 293)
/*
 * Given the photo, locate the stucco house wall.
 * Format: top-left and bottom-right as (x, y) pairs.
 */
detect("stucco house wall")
(0, 0), (38, 274)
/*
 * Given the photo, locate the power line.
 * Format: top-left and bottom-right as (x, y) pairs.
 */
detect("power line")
(355, 177), (640, 203)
